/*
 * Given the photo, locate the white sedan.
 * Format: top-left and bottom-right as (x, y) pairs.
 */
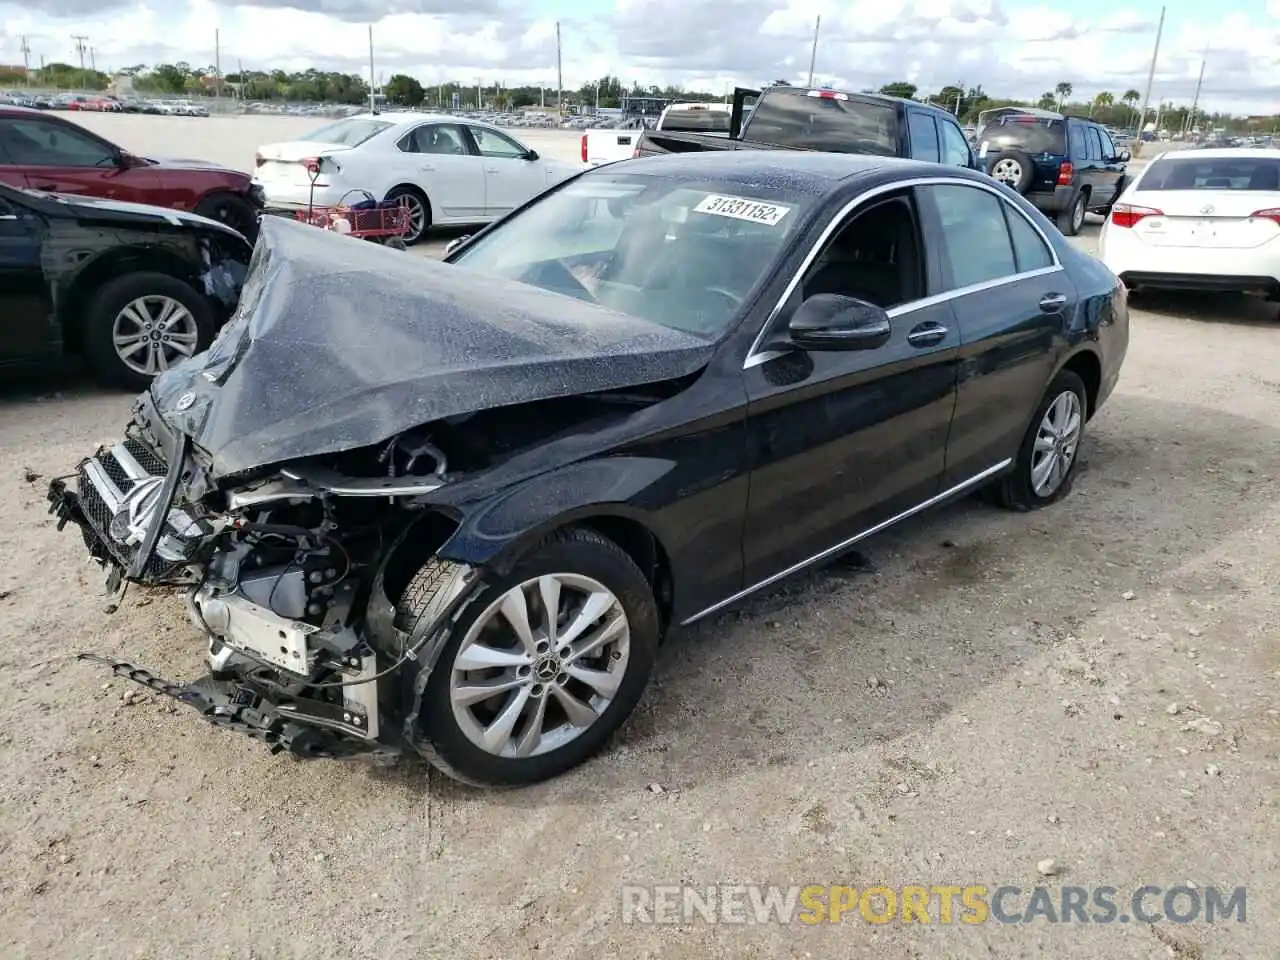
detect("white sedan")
(1099, 147), (1280, 298)
(252, 112), (583, 244)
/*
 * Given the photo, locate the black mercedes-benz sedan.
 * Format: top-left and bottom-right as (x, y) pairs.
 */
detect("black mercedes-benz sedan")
(51, 151), (1128, 787)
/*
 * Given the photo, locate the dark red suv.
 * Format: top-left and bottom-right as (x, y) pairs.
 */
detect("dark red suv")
(0, 106), (262, 240)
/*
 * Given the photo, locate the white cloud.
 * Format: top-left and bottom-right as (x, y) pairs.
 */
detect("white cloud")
(2, 0), (1277, 113)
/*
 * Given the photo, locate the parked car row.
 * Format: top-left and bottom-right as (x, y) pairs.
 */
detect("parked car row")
(1, 91), (211, 115)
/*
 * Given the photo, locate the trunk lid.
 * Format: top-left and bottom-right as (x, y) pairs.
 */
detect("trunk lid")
(254, 141), (350, 188)
(1127, 190), (1280, 249)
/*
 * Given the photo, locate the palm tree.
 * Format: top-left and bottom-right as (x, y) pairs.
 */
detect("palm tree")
(1091, 90), (1114, 118)
(1121, 89), (1141, 128)
(1054, 81), (1072, 110)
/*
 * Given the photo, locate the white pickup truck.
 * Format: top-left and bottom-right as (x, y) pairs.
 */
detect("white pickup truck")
(580, 102), (732, 167)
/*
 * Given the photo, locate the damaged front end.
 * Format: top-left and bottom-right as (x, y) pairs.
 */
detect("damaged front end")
(49, 390), (484, 762)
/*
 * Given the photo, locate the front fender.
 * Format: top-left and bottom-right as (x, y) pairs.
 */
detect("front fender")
(435, 456), (677, 576)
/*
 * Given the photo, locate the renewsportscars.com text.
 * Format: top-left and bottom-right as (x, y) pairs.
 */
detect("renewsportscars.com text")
(620, 884), (1247, 926)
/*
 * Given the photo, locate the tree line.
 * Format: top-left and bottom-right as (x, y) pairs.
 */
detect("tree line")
(0, 62), (1258, 131)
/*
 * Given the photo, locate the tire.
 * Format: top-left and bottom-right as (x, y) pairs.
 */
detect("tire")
(986, 369), (1088, 511)
(194, 191), (260, 243)
(1057, 190), (1088, 236)
(382, 236), (408, 251)
(990, 152), (1035, 194)
(407, 526), (659, 787)
(82, 271), (216, 390)
(384, 186), (430, 245)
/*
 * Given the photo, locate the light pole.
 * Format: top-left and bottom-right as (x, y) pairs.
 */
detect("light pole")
(1134, 5), (1165, 155)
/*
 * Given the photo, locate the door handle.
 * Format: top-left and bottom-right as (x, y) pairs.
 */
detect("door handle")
(485, 167), (500, 174)
(1039, 292), (1068, 313)
(906, 322), (948, 347)
(418, 165), (435, 172)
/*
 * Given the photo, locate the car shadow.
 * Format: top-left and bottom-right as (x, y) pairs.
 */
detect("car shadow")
(1131, 291), (1278, 328)
(430, 393), (1280, 805)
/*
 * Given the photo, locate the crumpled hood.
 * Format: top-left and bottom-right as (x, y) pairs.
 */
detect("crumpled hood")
(150, 216), (714, 479)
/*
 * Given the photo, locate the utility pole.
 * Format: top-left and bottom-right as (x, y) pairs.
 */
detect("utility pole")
(214, 29), (222, 99)
(555, 21), (563, 117)
(367, 24), (376, 113)
(1135, 5), (1165, 154)
(19, 35), (31, 81)
(955, 81), (964, 116)
(476, 78), (482, 109)
(237, 58), (244, 100)
(89, 47), (96, 72)
(807, 15), (821, 87)
(72, 35), (89, 88)
(1186, 54), (1206, 137)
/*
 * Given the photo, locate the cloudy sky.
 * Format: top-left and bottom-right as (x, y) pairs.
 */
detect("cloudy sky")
(2, 0), (1278, 113)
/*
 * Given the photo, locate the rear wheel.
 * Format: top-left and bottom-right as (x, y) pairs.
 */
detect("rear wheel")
(407, 527), (659, 787)
(1057, 191), (1088, 236)
(384, 186), (430, 245)
(987, 370), (1087, 511)
(82, 271), (215, 390)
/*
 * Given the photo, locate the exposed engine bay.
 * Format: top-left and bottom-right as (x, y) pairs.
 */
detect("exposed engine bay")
(49, 380), (684, 762)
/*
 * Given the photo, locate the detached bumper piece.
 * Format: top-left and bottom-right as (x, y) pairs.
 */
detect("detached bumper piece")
(78, 653), (400, 762)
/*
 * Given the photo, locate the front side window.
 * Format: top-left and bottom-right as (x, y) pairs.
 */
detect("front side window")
(938, 121), (972, 167)
(908, 112), (940, 163)
(927, 184), (1017, 290)
(0, 119), (115, 167)
(449, 173), (814, 338)
(468, 126), (529, 159)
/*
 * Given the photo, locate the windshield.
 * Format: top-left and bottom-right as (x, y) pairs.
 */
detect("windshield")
(979, 115), (1066, 154)
(449, 173), (813, 338)
(743, 89), (898, 155)
(298, 118), (392, 146)
(1140, 156), (1280, 191)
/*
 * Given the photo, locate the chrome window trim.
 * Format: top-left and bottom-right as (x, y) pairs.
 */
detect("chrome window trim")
(680, 458), (1013, 626)
(742, 175), (1063, 370)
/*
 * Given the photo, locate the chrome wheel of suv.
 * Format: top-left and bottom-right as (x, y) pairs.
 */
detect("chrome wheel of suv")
(991, 157), (1023, 186)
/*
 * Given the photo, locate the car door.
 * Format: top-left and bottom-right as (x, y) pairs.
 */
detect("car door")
(0, 193), (56, 363)
(740, 186), (961, 585)
(914, 181), (1073, 486)
(461, 125), (547, 218)
(1093, 126), (1126, 209)
(395, 122), (486, 222)
(1080, 124), (1107, 205)
(907, 110), (940, 163)
(0, 115), (155, 199)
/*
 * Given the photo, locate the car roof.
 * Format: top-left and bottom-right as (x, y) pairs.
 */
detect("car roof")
(1151, 147), (1280, 162)
(0, 104), (56, 119)
(343, 111), (480, 128)
(619, 149), (992, 193)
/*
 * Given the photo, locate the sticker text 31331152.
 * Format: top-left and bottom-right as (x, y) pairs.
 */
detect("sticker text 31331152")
(692, 194), (792, 227)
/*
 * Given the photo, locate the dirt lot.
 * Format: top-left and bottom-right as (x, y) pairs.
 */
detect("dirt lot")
(2, 120), (1278, 958)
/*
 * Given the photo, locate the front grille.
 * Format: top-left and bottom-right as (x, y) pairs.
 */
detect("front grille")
(76, 434), (173, 576)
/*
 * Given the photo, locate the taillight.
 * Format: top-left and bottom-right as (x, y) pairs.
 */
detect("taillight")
(1057, 161), (1073, 186)
(1249, 208), (1280, 225)
(580, 134), (588, 163)
(1110, 203), (1163, 228)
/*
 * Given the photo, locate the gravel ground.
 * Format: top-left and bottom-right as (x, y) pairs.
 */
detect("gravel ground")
(2, 119), (1277, 959)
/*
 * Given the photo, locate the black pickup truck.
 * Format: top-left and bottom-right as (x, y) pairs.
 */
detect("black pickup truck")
(635, 85), (978, 169)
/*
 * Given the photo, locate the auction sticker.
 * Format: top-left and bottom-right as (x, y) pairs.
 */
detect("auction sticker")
(693, 194), (792, 226)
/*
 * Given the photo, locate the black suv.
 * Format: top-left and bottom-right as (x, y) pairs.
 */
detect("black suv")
(977, 108), (1129, 236)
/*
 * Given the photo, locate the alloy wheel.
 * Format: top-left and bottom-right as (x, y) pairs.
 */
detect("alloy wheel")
(395, 194), (426, 241)
(448, 573), (631, 759)
(111, 295), (200, 376)
(991, 158), (1022, 186)
(1031, 390), (1082, 497)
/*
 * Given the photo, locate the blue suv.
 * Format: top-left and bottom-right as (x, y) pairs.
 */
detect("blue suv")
(977, 107), (1130, 236)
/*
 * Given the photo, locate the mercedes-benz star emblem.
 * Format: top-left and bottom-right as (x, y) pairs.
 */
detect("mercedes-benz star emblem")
(175, 392), (196, 411)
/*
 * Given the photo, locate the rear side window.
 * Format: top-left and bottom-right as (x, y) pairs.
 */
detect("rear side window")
(938, 120), (972, 167)
(1084, 127), (1104, 161)
(1139, 157), (1280, 191)
(659, 109), (731, 133)
(908, 112), (940, 162)
(745, 89), (899, 156)
(979, 116), (1066, 155)
(1003, 207), (1054, 272)
(927, 184), (1017, 289)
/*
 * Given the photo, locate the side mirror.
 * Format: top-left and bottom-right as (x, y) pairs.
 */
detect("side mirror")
(524, 149), (540, 161)
(788, 294), (891, 351)
(1118, 149), (1131, 163)
(445, 235), (471, 256)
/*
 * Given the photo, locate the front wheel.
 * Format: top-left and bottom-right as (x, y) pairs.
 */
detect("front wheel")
(81, 272), (215, 390)
(194, 191), (260, 243)
(986, 369), (1087, 511)
(408, 527), (659, 787)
